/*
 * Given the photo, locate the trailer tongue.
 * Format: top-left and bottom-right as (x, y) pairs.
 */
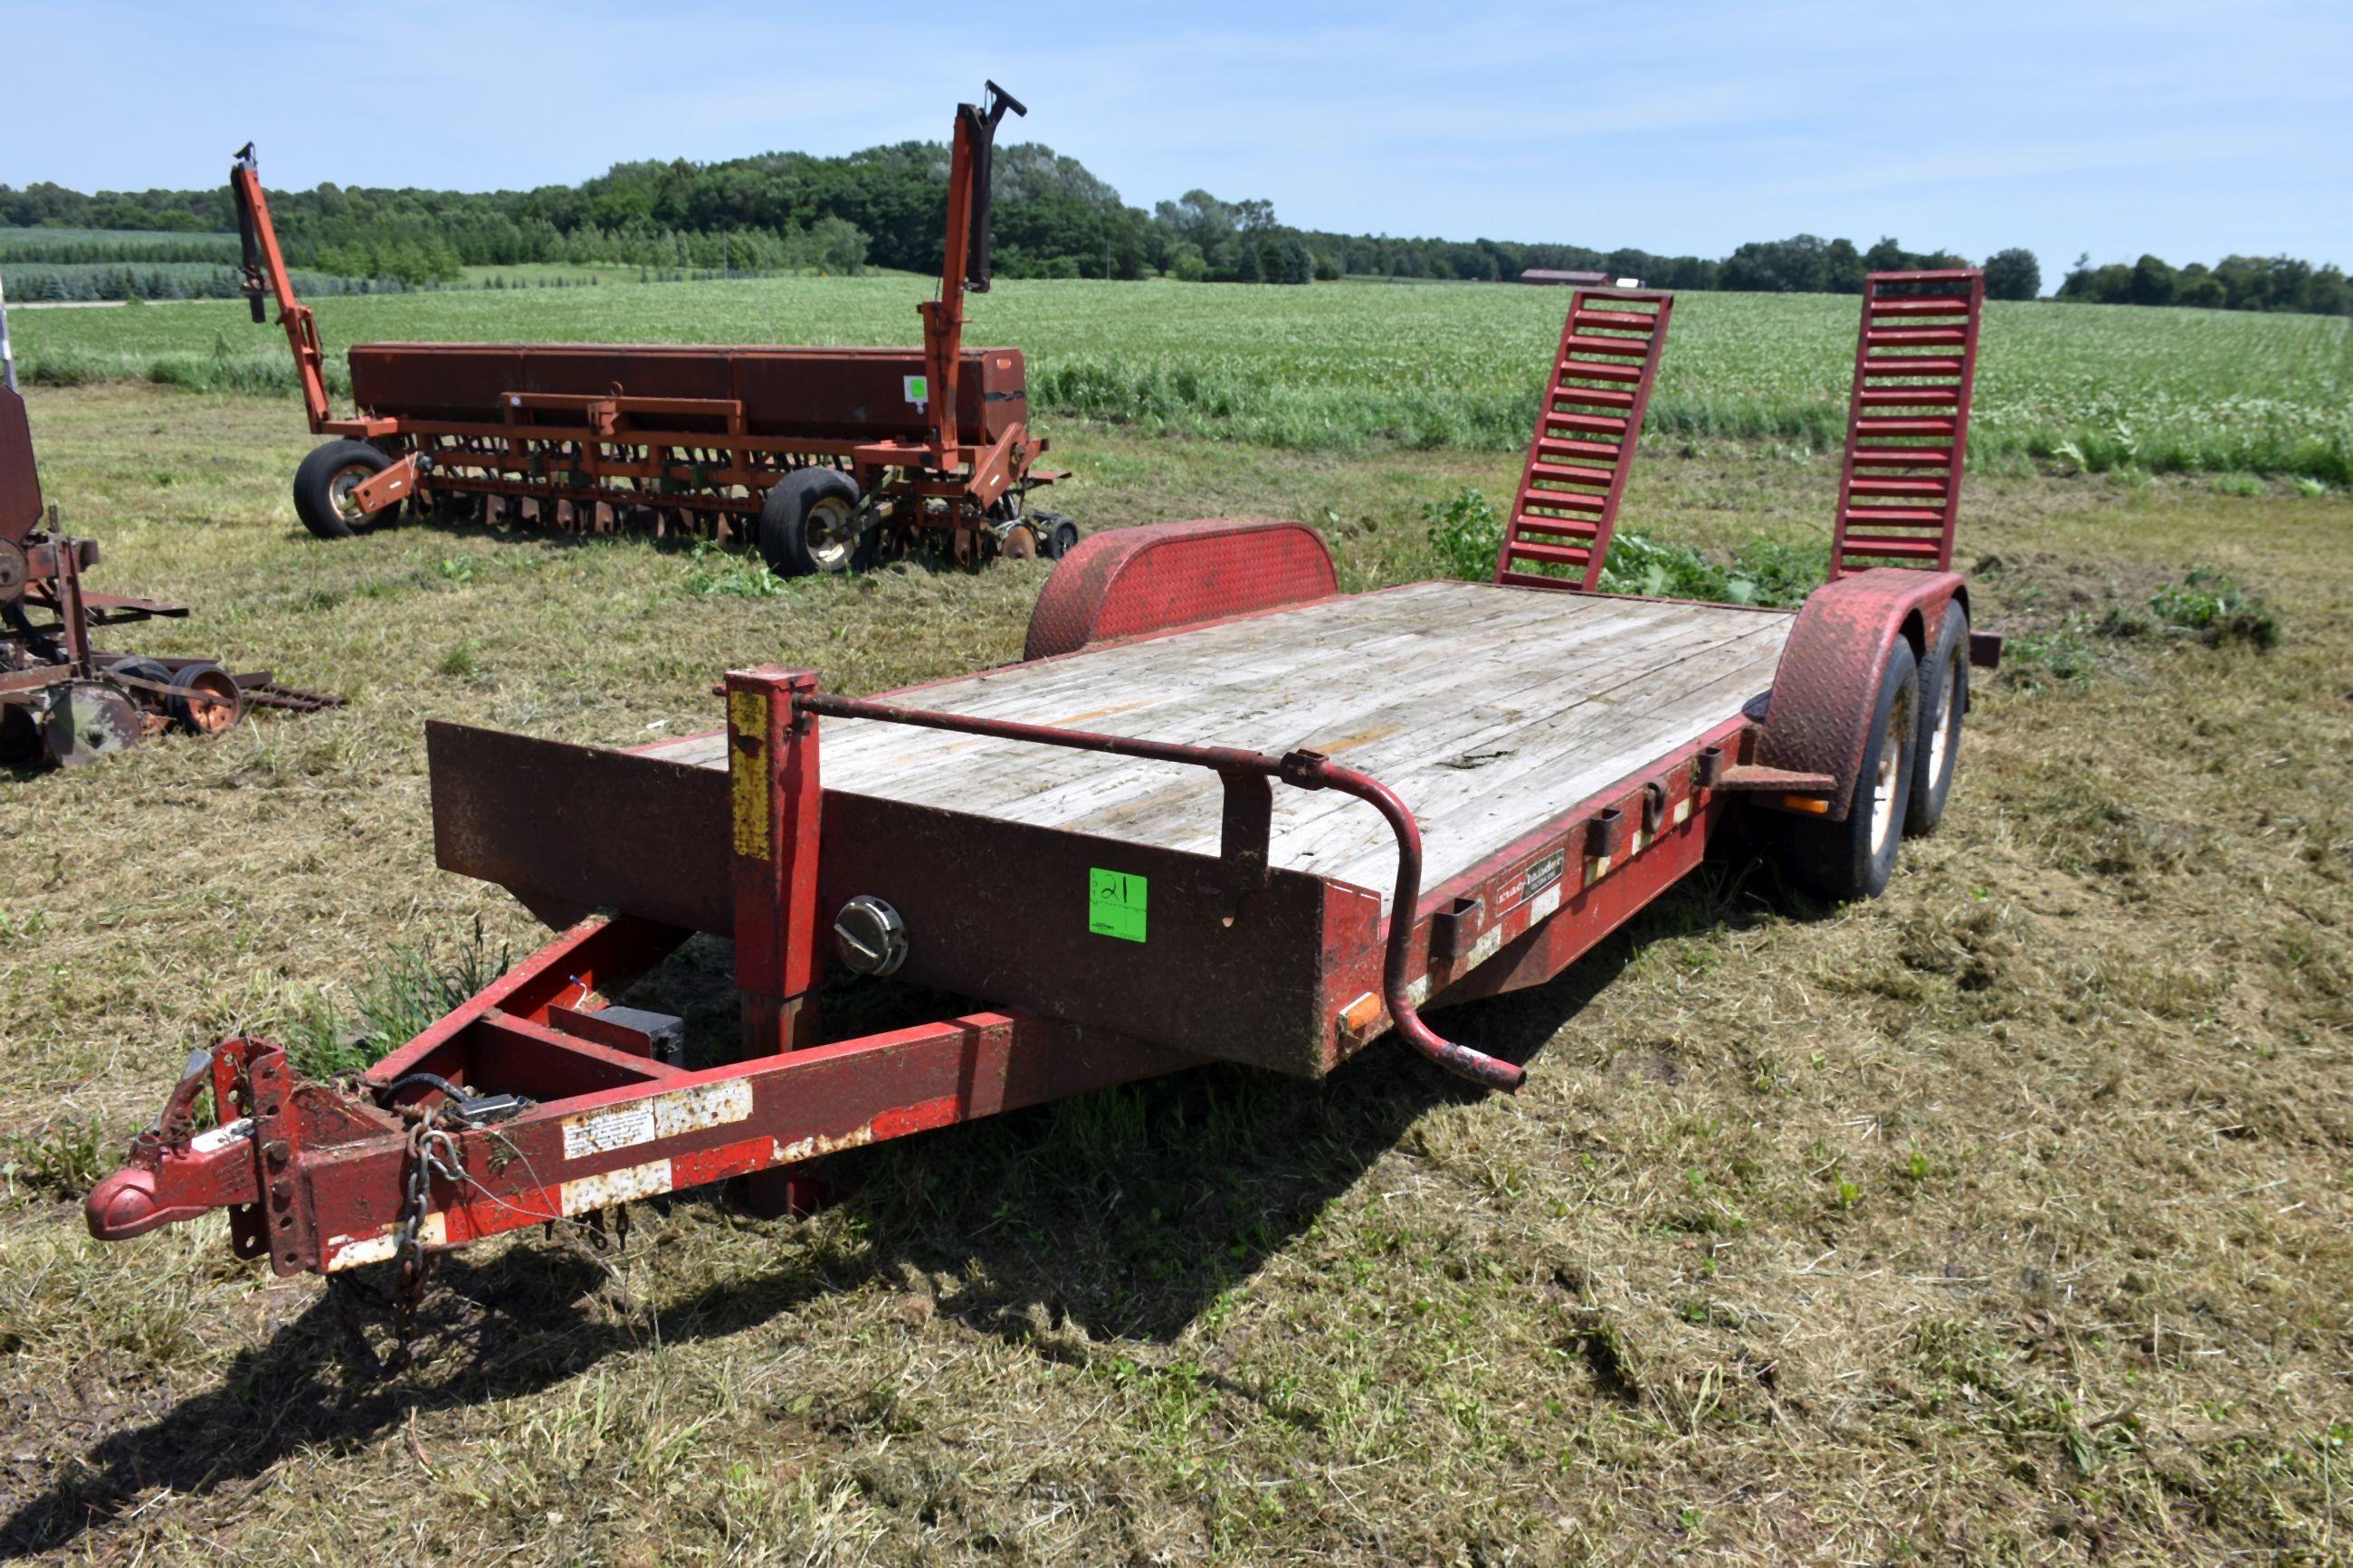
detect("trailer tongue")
(233, 83), (1071, 572)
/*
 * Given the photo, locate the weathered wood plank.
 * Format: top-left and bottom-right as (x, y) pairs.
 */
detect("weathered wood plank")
(652, 583), (1797, 910)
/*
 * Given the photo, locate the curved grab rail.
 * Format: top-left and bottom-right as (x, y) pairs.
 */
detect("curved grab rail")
(795, 691), (1525, 1093)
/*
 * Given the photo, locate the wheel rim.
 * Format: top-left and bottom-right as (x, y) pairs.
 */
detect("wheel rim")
(1871, 685), (1913, 856)
(805, 496), (856, 572)
(1928, 660), (1962, 787)
(181, 672), (242, 735)
(329, 464), (376, 524)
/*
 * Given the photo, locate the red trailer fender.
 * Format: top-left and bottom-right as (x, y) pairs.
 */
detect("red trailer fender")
(1754, 567), (1968, 820)
(1024, 517), (1338, 660)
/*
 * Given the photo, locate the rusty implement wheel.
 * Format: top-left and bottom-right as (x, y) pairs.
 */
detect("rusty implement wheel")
(167, 662), (245, 736)
(294, 440), (394, 541)
(42, 680), (142, 768)
(1001, 523), (1041, 562)
(757, 469), (862, 576)
(0, 537), (26, 605)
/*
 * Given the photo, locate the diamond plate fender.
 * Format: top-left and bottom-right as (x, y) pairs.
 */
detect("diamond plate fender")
(1023, 518), (1338, 660)
(1755, 567), (1967, 821)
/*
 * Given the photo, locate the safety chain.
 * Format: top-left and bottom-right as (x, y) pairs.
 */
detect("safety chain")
(386, 1108), (462, 1370)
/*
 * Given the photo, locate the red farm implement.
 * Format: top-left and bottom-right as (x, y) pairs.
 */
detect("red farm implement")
(90, 460), (1997, 1352)
(0, 361), (340, 768)
(232, 83), (1071, 575)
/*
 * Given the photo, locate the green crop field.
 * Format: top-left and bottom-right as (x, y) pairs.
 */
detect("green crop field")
(9, 273), (2349, 482)
(0, 229), (238, 262)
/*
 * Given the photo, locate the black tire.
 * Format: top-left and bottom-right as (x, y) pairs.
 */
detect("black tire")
(109, 656), (174, 695)
(1774, 638), (1919, 902)
(756, 469), (862, 576)
(1906, 603), (1968, 837)
(1039, 513), (1081, 560)
(293, 441), (394, 540)
(166, 661), (244, 736)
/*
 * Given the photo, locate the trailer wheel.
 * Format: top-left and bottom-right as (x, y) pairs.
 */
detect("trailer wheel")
(293, 441), (395, 540)
(1042, 515), (1081, 560)
(1906, 603), (1968, 837)
(1775, 638), (1918, 902)
(757, 470), (862, 576)
(167, 662), (245, 736)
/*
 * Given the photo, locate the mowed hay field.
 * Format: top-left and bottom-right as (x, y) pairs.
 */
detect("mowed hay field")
(12, 274), (2353, 481)
(0, 317), (2350, 1560)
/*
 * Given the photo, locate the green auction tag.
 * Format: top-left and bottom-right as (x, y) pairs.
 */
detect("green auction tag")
(903, 374), (929, 404)
(1089, 869), (1148, 943)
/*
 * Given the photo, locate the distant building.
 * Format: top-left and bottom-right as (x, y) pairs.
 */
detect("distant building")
(1514, 269), (1646, 289)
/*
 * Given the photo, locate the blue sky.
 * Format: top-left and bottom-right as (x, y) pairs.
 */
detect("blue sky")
(5, 1), (2348, 282)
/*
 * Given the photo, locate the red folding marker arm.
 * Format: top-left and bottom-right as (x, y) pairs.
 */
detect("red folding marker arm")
(230, 146), (333, 433)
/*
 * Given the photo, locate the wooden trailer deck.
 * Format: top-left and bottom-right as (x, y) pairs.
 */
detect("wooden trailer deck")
(642, 581), (1798, 908)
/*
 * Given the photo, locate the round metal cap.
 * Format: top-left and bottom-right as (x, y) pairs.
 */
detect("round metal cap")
(833, 895), (908, 977)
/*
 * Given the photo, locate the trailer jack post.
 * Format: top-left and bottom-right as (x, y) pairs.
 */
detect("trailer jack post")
(728, 665), (824, 1058)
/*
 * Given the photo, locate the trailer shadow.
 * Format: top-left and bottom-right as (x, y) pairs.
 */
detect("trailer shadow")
(1, 858), (1791, 1554)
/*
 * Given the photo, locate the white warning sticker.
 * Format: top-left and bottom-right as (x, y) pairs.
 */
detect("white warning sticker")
(190, 1117), (255, 1155)
(561, 1079), (753, 1162)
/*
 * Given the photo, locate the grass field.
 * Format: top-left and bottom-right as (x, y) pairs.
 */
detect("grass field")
(9, 274), (2349, 481)
(0, 381), (2348, 1563)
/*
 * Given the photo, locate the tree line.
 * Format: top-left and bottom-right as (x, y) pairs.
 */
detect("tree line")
(1, 141), (2340, 313)
(2056, 252), (2348, 315)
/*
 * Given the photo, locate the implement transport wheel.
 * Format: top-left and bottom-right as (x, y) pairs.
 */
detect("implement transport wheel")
(1042, 514), (1081, 560)
(1774, 639), (1918, 902)
(167, 661), (245, 736)
(757, 470), (862, 576)
(293, 441), (395, 540)
(1906, 603), (1968, 836)
(43, 680), (142, 768)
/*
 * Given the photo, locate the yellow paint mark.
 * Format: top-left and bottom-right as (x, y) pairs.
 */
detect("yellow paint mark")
(729, 690), (770, 860)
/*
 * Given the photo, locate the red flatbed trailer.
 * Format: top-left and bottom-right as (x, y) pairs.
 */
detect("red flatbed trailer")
(85, 274), (1998, 1356)
(86, 518), (1992, 1323)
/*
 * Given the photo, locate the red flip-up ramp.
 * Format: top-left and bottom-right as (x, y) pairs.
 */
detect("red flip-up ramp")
(1830, 270), (1986, 578)
(1494, 290), (1673, 592)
